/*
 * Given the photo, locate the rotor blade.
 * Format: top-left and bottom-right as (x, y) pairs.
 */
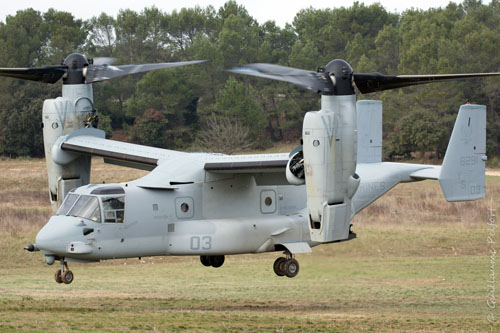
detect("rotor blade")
(0, 66), (67, 84)
(354, 72), (500, 94)
(92, 57), (117, 66)
(84, 60), (207, 83)
(228, 63), (334, 94)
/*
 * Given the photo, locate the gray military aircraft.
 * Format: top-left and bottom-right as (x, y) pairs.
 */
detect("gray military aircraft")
(1, 54), (499, 284)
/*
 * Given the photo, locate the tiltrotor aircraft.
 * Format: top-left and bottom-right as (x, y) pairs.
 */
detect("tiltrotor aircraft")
(2, 54), (499, 284)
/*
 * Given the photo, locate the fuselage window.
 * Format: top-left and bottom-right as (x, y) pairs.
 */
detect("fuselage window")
(67, 195), (101, 223)
(101, 196), (125, 223)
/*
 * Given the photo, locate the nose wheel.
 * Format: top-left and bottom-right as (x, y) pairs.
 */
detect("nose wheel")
(54, 258), (73, 284)
(273, 252), (299, 278)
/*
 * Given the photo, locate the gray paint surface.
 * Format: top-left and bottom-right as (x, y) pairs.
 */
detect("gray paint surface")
(36, 101), (486, 265)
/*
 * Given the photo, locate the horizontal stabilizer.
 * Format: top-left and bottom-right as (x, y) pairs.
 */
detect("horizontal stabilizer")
(438, 104), (487, 201)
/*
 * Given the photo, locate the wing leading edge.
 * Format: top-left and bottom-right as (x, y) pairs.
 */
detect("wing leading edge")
(57, 128), (186, 170)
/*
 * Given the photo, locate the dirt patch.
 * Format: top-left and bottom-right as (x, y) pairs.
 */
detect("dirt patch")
(487, 169), (500, 177)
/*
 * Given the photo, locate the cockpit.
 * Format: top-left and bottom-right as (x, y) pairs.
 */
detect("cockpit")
(56, 185), (125, 223)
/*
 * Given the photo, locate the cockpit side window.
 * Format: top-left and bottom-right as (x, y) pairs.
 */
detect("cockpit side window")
(67, 195), (101, 223)
(57, 193), (79, 216)
(101, 196), (125, 223)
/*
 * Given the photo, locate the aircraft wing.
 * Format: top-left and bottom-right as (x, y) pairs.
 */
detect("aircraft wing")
(204, 153), (289, 185)
(204, 156), (288, 173)
(55, 128), (187, 170)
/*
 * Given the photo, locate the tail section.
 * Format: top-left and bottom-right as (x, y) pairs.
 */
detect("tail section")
(439, 104), (487, 201)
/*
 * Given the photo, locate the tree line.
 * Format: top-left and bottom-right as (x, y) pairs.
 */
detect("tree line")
(0, 0), (499, 162)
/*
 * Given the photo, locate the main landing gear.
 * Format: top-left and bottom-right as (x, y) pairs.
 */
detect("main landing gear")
(54, 258), (73, 284)
(200, 255), (225, 268)
(273, 252), (299, 278)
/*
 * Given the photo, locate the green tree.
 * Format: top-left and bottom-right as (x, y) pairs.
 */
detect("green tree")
(126, 68), (199, 128)
(85, 13), (116, 56)
(98, 114), (113, 138)
(387, 109), (449, 159)
(214, 77), (267, 147)
(168, 6), (217, 54)
(0, 9), (47, 67)
(129, 109), (169, 147)
(217, 13), (260, 67)
(43, 9), (87, 62)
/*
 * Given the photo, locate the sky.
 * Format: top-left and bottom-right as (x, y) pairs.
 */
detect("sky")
(0, 0), (461, 27)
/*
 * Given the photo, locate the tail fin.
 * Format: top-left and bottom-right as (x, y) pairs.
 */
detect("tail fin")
(439, 104), (487, 201)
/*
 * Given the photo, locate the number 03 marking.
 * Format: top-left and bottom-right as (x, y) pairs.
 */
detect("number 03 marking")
(190, 236), (212, 250)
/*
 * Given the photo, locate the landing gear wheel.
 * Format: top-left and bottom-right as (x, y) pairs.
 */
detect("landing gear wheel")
(62, 270), (74, 284)
(54, 269), (63, 283)
(200, 256), (211, 267)
(273, 257), (286, 276)
(284, 258), (299, 278)
(209, 255), (225, 268)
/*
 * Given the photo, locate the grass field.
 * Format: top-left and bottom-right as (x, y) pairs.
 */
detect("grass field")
(0, 157), (499, 331)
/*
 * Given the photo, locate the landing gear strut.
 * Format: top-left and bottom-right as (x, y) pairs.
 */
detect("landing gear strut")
(273, 251), (299, 278)
(200, 255), (225, 268)
(54, 258), (73, 284)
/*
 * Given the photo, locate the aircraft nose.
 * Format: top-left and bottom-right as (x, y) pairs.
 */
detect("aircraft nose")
(35, 215), (76, 255)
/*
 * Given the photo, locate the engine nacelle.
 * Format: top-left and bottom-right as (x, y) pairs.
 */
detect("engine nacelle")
(42, 84), (95, 211)
(303, 94), (358, 243)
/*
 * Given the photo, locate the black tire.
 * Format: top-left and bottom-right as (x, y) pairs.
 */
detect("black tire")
(273, 257), (286, 276)
(54, 269), (63, 284)
(62, 270), (74, 284)
(284, 259), (299, 278)
(209, 255), (225, 268)
(200, 256), (211, 267)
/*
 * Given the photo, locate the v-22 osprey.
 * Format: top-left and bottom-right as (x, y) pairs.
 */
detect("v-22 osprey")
(1, 53), (497, 284)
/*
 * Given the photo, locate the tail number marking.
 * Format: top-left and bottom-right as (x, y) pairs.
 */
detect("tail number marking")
(470, 184), (482, 195)
(460, 156), (477, 166)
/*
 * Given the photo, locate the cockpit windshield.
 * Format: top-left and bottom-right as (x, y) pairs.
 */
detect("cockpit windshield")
(68, 195), (101, 222)
(57, 193), (79, 216)
(57, 194), (101, 222)
(56, 190), (125, 223)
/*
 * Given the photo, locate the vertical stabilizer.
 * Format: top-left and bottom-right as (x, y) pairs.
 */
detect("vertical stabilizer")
(439, 104), (487, 201)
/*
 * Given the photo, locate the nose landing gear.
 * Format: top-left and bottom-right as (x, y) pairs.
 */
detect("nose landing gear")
(54, 258), (74, 284)
(273, 252), (299, 278)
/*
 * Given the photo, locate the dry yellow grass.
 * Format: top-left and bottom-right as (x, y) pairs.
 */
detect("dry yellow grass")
(0, 157), (499, 331)
(0, 157), (497, 249)
(0, 157), (147, 234)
